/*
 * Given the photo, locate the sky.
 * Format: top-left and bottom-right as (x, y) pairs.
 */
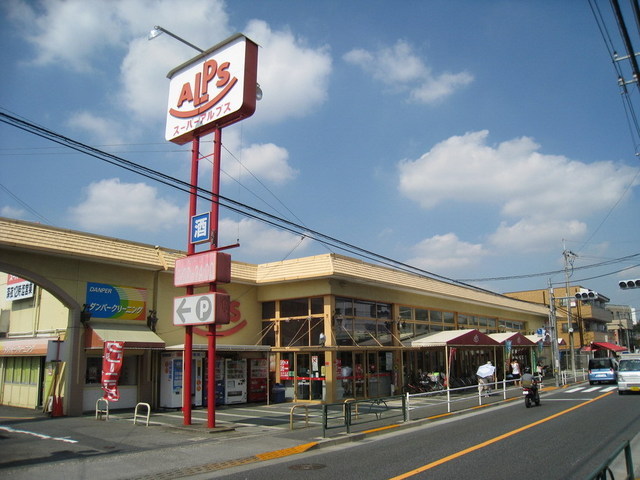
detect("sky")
(1, 0), (639, 311)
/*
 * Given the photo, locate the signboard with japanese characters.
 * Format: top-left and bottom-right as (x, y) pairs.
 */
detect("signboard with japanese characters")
(85, 282), (147, 321)
(165, 33), (259, 144)
(174, 250), (231, 287)
(190, 212), (211, 244)
(102, 341), (125, 401)
(5, 274), (34, 301)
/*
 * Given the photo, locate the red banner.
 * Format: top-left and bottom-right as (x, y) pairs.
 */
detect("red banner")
(101, 341), (124, 401)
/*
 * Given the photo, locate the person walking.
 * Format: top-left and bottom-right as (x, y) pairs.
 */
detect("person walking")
(511, 359), (521, 386)
(476, 361), (496, 397)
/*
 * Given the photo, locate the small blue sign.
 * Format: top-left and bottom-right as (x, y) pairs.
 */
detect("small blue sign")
(190, 212), (211, 244)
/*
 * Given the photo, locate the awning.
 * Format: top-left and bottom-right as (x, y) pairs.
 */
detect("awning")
(489, 332), (536, 347)
(589, 342), (627, 353)
(85, 322), (165, 350)
(0, 337), (56, 356)
(409, 329), (500, 347)
(524, 335), (566, 346)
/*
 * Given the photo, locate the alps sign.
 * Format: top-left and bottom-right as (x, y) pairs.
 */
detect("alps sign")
(165, 33), (258, 144)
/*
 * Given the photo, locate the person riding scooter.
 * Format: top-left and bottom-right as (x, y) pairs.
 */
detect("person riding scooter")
(521, 366), (540, 407)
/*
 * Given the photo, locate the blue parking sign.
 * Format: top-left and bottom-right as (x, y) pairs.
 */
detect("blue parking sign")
(190, 212), (211, 244)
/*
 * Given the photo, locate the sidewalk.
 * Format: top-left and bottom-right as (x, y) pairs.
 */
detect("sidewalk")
(1, 388), (639, 479)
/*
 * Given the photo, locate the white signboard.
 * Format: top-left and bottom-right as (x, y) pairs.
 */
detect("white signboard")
(165, 34), (258, 144)
(5, 274), (34, 301)
(173, 292), (230, 326)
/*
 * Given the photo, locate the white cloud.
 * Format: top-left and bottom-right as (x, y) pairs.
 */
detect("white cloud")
(66, 111), (129, 144)
(406, 233), (488, 271)
(1, 205), (26, 218)
(69, 178), (183, 232)
(219, 217), (309, 260)
(398, 130), (638, 217)
(398, 130), (639, 254)
(219, 129), (298, 185)
(344, 40), (473, 104)
(6, 0), (125, 72)
(245, 19), (332, 124)
(488, 218), (587, 253)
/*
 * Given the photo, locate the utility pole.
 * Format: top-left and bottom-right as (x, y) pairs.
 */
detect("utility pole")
(548, 281), (561, 387)
(563, 245), (577, 376)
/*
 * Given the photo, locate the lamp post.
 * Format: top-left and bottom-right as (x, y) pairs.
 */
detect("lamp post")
(148, 26), (204, 53)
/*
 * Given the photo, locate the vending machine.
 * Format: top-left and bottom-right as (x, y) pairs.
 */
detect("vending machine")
(215, 357), (225, 406)
(160, 351), (204, 409)
(224, 358), (247, 404)
(248, 358), (268, 402)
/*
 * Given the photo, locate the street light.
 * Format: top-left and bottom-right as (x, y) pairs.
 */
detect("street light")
(148, 25), (204, 53)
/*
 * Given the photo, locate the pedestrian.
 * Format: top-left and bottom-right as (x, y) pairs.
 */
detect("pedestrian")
(476, 361), (496, 396)
(511, 359), (521, 386)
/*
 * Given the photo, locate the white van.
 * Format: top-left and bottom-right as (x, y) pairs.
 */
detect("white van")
(617, 353), (640, 395)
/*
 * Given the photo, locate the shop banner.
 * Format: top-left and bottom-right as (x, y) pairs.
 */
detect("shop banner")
(102, 341), (125, 401)
(85, 282), (147, 320)
(6, 274), (34, 301)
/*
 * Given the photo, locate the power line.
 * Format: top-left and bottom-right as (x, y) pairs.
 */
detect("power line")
(2, 109), (504, 294)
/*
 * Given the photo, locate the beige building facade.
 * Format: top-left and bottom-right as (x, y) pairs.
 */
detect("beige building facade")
(0, 217), (549, 415)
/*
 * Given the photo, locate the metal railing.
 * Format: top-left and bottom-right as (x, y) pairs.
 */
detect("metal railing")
(322, 395), (405, 437)
(586, 440), (634, 480)
(289, 404), (310, 430)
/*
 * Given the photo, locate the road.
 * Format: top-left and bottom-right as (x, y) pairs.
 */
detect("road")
(206, 385), (640, 480)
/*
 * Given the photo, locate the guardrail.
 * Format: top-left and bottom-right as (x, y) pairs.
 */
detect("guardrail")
(586, 440), (634, 480)
(322, 395), (406, 437)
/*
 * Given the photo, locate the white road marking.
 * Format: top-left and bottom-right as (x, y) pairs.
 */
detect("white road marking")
(0, 425), (78, 443)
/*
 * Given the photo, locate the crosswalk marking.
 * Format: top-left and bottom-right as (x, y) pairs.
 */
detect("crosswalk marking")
(564, 385), (617, 393)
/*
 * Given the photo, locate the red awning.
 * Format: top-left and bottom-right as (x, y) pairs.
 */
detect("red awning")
(410, 329), (500, 347)
(590, 342), (627, 352)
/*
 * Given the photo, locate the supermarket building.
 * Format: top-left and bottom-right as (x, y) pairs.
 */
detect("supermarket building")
(0, 217), (549, 415)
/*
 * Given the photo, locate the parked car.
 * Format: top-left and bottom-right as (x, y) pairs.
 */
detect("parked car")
(617, 354), (640, 395)
(588, 357), (618, 385)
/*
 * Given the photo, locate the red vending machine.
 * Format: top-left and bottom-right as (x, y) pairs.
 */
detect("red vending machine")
(248, 358), (268, 402)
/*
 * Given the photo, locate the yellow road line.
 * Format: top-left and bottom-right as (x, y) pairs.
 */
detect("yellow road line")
(389, 391), (614, 479)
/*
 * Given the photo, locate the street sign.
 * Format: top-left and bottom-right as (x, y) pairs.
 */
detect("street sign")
(190, 212), (211, 244)
(174, 251), (231, 287)
(173, 292), (230, 326)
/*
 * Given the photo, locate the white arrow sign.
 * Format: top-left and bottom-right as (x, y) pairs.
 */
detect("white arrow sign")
(173, 292), (230, 326)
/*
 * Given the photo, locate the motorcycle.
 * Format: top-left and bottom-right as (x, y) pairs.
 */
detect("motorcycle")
(522, 383), (540, 408)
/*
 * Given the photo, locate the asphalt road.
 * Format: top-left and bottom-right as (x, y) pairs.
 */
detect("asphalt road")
(204, 385), (640, 480)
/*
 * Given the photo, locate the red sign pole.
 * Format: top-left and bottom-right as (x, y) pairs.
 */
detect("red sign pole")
(207, 127), (222, 428)
(183, 135), (200, 426)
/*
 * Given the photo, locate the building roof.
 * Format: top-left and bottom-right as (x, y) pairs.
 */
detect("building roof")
(0, 217), (548, 317)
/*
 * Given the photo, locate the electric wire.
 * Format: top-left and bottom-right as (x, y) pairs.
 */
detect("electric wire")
(0, 109), (508, 297)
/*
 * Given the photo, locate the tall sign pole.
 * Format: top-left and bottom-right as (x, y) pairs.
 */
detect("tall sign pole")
(166, 33), (259, 427)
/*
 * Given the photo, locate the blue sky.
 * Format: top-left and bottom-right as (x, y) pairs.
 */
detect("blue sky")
(1, 0), (639, 310)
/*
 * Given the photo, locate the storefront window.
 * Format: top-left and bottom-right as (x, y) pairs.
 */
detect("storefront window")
(262, 301), (275, 319)
(280, 318), (306, 347)
(85, 356), (138, 385)
(280, 298), (309, 317)
(261, 321), (276, 346)
(4, 357), (39, 385)
(310, 297), (324, 314)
